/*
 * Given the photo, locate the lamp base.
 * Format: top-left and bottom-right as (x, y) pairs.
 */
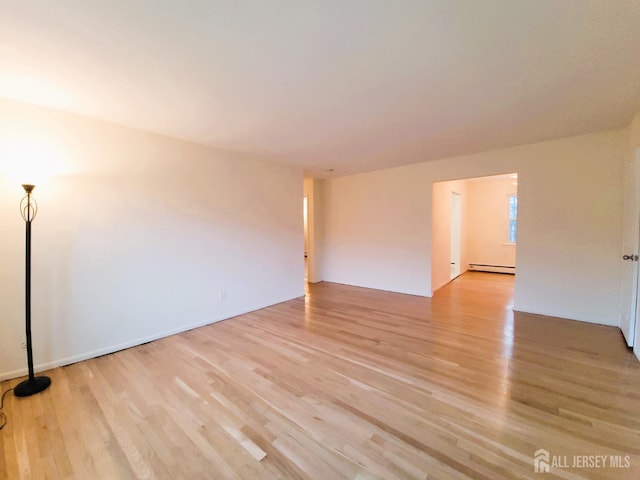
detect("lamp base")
(14, 376), (51, 397)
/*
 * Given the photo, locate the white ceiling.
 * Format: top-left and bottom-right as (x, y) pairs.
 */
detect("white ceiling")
(1, 1), (639, 178)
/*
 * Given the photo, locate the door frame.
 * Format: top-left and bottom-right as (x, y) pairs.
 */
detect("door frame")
(630, 147), (640, 348)
(450, 191), (462, 280)
(622, 147), (640, 347)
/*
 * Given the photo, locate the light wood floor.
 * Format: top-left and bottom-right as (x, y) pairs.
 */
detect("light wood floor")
(1, 272), (640, 479)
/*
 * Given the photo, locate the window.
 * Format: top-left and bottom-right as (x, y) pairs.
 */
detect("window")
(508, 194), (518, 243)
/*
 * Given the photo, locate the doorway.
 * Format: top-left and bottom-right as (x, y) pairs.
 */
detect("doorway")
(450, 192), (462, 279)
(303, 195), (309, 281)
(432, 173), (518, 294)
(303, 178), (317, 285)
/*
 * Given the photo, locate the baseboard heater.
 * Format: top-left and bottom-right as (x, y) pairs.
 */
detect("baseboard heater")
(469, 263), (516, 275)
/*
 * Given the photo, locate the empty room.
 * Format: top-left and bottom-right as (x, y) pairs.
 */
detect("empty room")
(1, 1), (640, 479)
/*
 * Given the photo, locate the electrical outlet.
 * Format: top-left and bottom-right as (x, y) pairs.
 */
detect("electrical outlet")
(219, 290), (227, 301)
(20, 341), (27, 349)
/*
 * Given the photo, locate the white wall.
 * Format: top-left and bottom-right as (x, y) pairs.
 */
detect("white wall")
(322, 168), (431, 295)
(319, 129), (626, 325)
(466, 176), (517, 268)
(431, 179), (469, 292)
(0, 98), (304, 380)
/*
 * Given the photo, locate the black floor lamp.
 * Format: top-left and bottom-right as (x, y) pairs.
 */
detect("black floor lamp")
(14, 184), (51, 397)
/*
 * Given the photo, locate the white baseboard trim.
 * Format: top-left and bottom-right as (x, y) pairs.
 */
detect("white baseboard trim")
(0, 293), (303, 382)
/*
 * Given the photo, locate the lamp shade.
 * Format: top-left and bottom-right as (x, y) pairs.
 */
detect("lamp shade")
(0, 138), (58, 187)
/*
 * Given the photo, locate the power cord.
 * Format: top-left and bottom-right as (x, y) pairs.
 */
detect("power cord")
(0, 388), (14, 430)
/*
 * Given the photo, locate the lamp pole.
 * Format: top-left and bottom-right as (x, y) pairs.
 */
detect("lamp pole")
(14, 184), (51, 397)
